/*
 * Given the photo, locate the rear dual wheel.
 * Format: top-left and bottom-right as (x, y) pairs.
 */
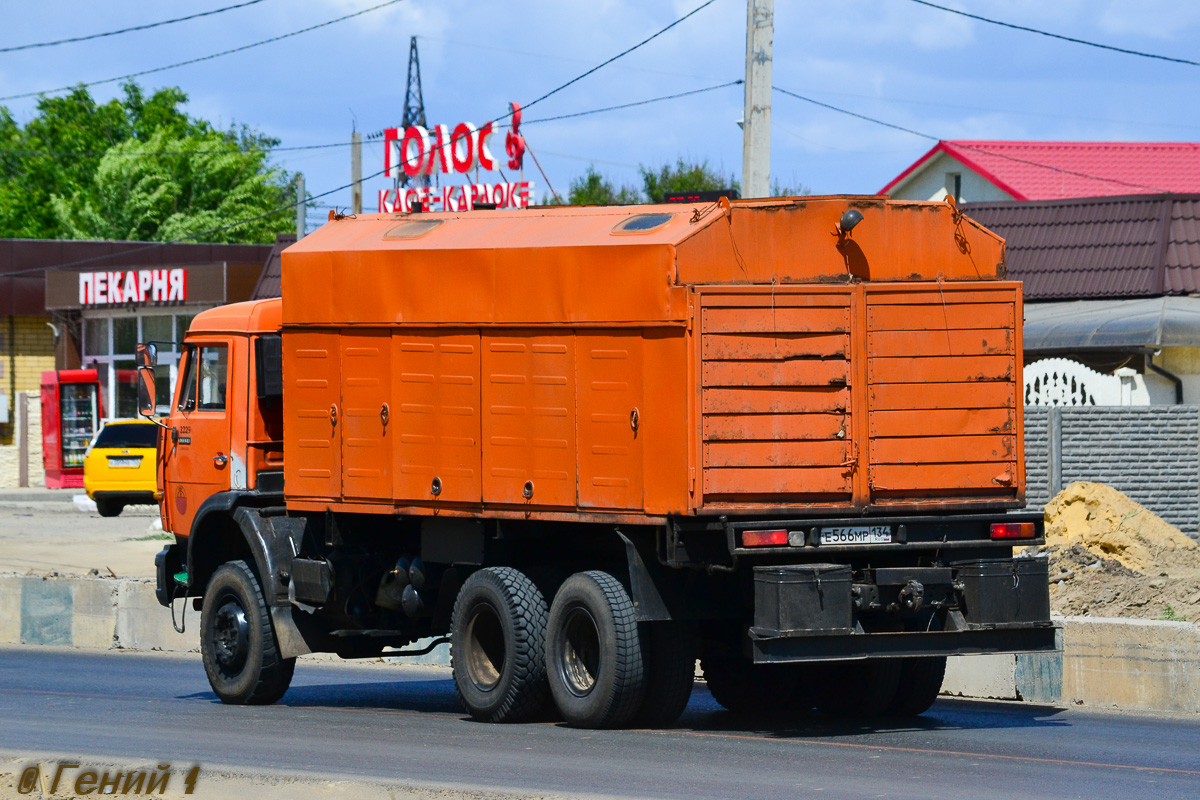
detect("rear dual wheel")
(813, 656), (947, 718)
(546, 571), (647, 729)
(451, 567), (550, 723)
(701, 656), (814, 716)
(633, 621), (695, 728)
(452, 567), (696, 728)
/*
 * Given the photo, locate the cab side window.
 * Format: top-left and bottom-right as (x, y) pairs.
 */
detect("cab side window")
(177, 345), (228, 412)
(177, 347), (197, 411)
(198, 347), (228, 410)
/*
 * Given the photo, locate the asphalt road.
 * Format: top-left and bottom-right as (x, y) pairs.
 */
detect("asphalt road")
(0, 647), (1197, 800)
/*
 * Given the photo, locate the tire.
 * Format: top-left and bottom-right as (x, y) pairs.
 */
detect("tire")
(700, 655), (798, 716)
(633, 622), (695, 728)
(200, 560), (295, 705)
(813, 659), (901, 717)
(546, 571), (646, 729)
(96, 499), (122, 517)
(450, 566), (550, 723)
(885, 656), (946, 717)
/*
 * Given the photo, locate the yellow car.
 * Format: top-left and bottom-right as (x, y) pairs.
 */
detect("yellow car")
(83, 419), (159, 517)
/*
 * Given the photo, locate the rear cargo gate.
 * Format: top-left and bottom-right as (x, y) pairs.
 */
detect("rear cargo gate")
(699, 289), (854, 508)
(866, 285), (1019, 504)
(696, 283), (1021, 512)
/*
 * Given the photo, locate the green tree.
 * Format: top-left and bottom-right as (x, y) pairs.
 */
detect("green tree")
(51, 128), (292, 243)
(639, 158), (737, 204)
(568, 166), (641, 205)
(0, 82), (294, 243)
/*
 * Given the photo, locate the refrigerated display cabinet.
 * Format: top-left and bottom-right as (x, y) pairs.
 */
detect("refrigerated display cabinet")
(41, 369), (104, 489)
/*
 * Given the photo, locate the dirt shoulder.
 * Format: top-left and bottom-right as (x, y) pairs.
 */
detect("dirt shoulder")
(0, 495), (162, 579)
(1023, 482), (1200, 621)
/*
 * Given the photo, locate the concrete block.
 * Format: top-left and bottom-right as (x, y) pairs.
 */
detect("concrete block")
(0, 576), (22, 644)
(1015, 655), (1063, 703)
(70, 579), (117, 649)
(115, 580), (196, 652)
(20, 578), (72, 646)
(941, 653), (1017, 700)
(1061, 616), (1200, 714)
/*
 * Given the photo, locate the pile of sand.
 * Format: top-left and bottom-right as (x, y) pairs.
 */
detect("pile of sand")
(1022, 481), (1200, 621)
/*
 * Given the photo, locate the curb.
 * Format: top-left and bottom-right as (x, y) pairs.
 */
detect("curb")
(4, 574), (1198, 714)
(0, 574), (451, 667)
(0, 489), (76, 503)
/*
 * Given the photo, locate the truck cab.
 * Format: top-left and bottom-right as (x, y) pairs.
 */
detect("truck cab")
(154, 300), (284, 596)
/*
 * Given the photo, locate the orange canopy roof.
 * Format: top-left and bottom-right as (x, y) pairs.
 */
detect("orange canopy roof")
(281, 197), (1004, 327)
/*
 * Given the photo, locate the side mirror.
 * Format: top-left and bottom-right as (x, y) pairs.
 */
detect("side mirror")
(135, 344), (157, 418)
(136, 342), (158, 368)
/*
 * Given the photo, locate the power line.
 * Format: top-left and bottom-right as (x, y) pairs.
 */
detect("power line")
(0, 142), (354, 159)
(772, 84), (1171, 194)
(0, 1), (270, 54)
(0, 0), (406, 103)
(772, 86), (936, 141)
(517, 0), (719, 115)
(908, 0), (1200, 67)
(1, 80), (742, 160)
(3, 164), (393, 279)
(522, 80), (741, 125)
(11, 3), (717, 278)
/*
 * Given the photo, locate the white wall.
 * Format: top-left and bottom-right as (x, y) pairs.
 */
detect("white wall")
(886, 152), (1016, 203)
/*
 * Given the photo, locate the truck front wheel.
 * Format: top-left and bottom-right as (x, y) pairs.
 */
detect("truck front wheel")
(200, 560), (295, 705)
(546, 571), (646, 729)
(450, 567), (550, 723)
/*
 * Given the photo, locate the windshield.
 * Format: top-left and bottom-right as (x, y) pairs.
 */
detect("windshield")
(93, 423), (158, 449)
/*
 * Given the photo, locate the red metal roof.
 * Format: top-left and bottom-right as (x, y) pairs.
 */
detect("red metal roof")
(882, 141), (1200, 200)
(964, 194), (1200, 300)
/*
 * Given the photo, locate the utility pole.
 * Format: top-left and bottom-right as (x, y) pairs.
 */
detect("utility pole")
(295, 173), (305, 239)
(351, 131), (362, 214)
(742, 0), (773, 198)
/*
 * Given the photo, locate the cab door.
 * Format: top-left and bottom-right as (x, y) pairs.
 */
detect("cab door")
(162, 339), (233, 537)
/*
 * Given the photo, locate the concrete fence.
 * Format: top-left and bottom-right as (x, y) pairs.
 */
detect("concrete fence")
(1024, 405), (1200, 538)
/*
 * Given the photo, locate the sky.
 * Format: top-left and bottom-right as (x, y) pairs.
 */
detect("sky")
(4, 0), (1200, 229)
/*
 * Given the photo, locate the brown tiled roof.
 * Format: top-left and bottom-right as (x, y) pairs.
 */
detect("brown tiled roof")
(964, 194), (1200, 301)
(250, 234), (296, 300)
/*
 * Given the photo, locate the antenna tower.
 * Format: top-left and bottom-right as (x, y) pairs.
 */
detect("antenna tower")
(400, 36), (429, 188)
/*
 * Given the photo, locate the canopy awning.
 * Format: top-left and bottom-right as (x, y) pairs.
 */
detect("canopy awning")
(1024, 296), (1200, 350)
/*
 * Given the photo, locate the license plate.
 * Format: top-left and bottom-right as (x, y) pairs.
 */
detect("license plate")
(819, 525), (892, 545)
(107, 456), (142, 468)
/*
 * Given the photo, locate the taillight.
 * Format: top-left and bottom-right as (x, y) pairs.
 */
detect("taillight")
(991, 522), (1036, 539)
(742, 529), (788, 547)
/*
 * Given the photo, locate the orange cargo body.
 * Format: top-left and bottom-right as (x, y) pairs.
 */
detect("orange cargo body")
(279, 196), (1021, 522)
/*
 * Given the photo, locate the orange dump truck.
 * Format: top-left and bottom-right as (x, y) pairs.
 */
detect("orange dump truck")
(143, 196), (1054, 728)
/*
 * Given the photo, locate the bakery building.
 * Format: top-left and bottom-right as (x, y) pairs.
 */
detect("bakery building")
(1, 237), (284, 487)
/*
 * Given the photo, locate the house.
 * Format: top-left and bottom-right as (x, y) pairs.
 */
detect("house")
(883, 141), (1200, 204)
(964, 193), (1200, 406)
(963, 194), (1200, 532)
